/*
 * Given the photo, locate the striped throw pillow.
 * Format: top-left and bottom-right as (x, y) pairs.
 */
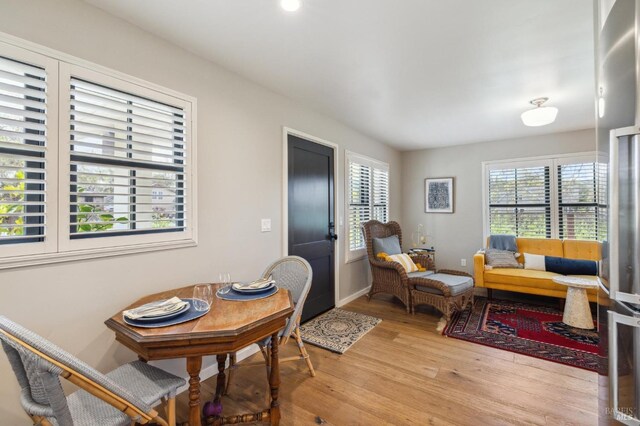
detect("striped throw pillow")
(387, 253), (419, 273)
(485, 249), (522, 269)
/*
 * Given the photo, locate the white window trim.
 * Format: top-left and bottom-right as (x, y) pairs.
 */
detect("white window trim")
(0, 42), (59, 260)
(0, 33), (198, 270)
(481, 151), (598, 245)
(345, 150), (389, 263)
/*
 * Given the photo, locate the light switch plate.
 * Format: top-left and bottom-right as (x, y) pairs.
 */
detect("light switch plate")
(261, 218), (271, 232)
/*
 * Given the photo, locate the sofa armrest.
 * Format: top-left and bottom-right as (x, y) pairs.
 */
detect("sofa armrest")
(473, 253), (485, 287)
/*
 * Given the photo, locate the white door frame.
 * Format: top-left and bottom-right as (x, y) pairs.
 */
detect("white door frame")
(282, 126), (340, 306)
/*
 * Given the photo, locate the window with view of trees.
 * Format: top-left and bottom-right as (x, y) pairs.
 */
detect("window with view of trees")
(557, 162), (607, 240)
(0, 41), (196, 267)
(346, 152), (389, 260)
(69, 78), (186, 239)
(488, 165), (551, 238)
(485, 154), (606, 241)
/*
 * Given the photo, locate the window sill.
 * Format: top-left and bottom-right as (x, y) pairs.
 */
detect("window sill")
(345, 253), (367, 264)
(0, 239), (197, 270)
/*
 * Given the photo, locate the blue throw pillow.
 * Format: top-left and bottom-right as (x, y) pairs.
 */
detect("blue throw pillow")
(544, 256), (598, 276)
(372, 235), (402, 256)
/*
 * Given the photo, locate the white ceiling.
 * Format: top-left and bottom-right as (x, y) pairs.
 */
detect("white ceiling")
(84, 0), (595, 151)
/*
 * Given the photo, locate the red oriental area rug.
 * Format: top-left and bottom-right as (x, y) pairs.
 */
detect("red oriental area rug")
(443, 297), (602, 372)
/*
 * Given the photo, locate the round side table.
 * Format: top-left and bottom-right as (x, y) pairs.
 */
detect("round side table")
(552, 276), (598, 329)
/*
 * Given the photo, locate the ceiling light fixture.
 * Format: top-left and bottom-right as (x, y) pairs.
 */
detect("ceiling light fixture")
(280, 0), (301, 12)
(520, 97), (558, 127)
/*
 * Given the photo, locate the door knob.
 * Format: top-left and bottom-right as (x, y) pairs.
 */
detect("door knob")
(329, 222), (338, 241)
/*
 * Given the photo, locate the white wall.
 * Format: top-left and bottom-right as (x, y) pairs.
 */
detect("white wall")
(0, 0), (401, 422)
(401, 128), (595, 272)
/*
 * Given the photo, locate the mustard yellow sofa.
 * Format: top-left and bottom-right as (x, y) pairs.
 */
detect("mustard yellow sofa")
(473, 238), (601, 302)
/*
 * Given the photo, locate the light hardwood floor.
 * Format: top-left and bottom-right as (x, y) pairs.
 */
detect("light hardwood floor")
(176, 295), (597, 425)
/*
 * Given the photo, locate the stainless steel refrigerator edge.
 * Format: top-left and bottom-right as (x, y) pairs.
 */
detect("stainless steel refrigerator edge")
(596, 1), (640, 424)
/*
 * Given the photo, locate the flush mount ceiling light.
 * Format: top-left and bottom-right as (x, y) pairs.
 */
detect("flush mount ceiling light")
(520, 97), (558, 127)
(280, 0), (301, 12)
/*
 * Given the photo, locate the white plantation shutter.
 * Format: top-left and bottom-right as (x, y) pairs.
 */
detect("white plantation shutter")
(488, 165), (551, 238)
(557, 162), (601, 240)
(372, 167), (389, 222)
(597, 161), (608, 241)
(68, 77), (187, 238)
(347, 152), (389, 257)
(348, 160), (370, 251)
(485, 154), (604, 242)
(0, 52), (52, 250)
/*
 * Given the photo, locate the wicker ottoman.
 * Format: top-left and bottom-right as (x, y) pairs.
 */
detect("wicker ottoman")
(409, 270), (474, 321)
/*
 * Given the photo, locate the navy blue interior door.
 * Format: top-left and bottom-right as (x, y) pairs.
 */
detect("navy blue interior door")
(287, 134), (335, 322)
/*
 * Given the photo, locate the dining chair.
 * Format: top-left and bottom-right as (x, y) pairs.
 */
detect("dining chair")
(0, 315), (185, 426)
(225, 255), (315, 394)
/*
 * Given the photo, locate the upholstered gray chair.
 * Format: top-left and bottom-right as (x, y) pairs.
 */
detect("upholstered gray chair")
(226, 256), (315, 393)
(0, 316), (185, 426)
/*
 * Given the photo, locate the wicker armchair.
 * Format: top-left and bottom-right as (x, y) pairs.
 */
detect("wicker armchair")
(363, 220), (413, 312)
(363, 220), (474, 320)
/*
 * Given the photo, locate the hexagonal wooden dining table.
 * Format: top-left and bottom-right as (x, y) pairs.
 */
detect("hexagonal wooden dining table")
(105, 284), (293, 426)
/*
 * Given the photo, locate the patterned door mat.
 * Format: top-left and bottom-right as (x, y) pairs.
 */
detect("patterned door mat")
(299, 308), (381, 354)
(444, 297), (603, 372)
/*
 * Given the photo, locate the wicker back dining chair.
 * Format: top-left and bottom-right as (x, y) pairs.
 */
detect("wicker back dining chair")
(0, 316), (185, 426)
(225, 255), (315, 394)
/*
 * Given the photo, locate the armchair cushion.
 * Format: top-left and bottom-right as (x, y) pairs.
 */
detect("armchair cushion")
(372, 235), (402, 256)
(414, 273), (474, 296)
(386, 253), (419, 273)
(408, 270), (435, 279)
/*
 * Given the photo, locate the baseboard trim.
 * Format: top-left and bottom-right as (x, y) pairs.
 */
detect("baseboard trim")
(337, 285), (370, 307)
(174, 344), (260, 395)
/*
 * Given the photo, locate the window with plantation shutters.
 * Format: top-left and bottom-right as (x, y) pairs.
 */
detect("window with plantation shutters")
(68, 77), (186, 239)
(0, 39), (196, 269)
(557, 162), (607, 241)
(0, 46), (58, 258)
(484, 153), (605, 242)
(488, 165), (551, 238)
(346, 152), (389, 260)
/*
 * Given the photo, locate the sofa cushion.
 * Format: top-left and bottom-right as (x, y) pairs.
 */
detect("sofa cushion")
(515, 238), (563, 263)
(372, 235), (401, 256)
(563, 240), (602, 261)
(485, 249), (521, 268)
(414, 273), (474, 296)
(484, 268), (562, 287)
(524, 253), (546, 271)
(545, 256), (598, 276)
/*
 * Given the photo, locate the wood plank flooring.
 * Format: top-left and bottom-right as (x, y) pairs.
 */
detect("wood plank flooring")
(175, 295), (597, 425)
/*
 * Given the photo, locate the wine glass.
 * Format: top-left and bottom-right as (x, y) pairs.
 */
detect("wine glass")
(218, 272), (231, 295)
(193, 284), (213, 311)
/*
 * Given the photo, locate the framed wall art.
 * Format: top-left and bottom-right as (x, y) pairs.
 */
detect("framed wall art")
(425, 177), (454, 213)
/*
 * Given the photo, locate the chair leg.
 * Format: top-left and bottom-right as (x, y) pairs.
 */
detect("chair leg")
(224, 353), (236, 396)
(166, 397), (176, 426)
(294, 327), (316, 377)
